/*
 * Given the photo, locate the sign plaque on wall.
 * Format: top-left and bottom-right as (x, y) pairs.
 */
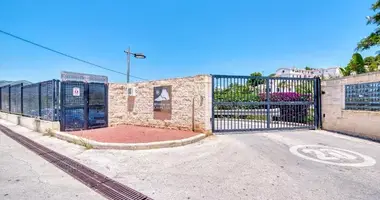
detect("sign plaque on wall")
(153, 86), (172, 120)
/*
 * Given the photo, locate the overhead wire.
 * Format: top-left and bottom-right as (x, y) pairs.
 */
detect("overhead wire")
(0, 29), (148, 81)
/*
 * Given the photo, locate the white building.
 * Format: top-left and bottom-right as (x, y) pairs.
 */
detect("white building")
(253, 80), (298, 93)
(275, 67), (342, 79)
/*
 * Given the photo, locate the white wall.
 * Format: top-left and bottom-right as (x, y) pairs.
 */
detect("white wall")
(0, 112), (60, 133)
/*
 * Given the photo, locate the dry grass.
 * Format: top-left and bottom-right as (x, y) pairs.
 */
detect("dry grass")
(43, 128), (55, 137)
(69, 137), (94, 150)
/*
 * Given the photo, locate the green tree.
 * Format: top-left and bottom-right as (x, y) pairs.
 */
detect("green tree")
(278, 81), (288, 89)
(247, 72), (264, 87)
(214, 83), (260, 109)
(364, 56), (379, 71)
(305, 66), (312, 70)
(356, 0), (380, 52)
(269, 73), (276, 77)
(348, 53), (366, 74)
(364, 56), (375, 65)
(295, 82), (314, 94)
(376, 54), (380, 62)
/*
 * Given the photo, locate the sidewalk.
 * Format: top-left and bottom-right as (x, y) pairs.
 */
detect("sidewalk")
(52, 125), (207, 150)
(0, 116), (207, 150)
(69, 125), (201, 143)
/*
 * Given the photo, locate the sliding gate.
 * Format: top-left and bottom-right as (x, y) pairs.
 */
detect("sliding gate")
(212, 75), (321, 132)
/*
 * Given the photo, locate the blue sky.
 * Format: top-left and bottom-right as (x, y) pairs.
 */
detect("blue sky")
(0, 0), (378, 83)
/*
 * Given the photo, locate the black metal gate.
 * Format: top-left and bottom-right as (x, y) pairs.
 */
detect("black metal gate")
(60, 81), (108, 131)
(212, 75), (321, 133)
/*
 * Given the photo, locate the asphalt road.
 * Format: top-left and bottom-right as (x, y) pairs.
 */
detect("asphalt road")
(1, 119), (380, 200)
(0, 128), (104, 200)
(78, 130), (380, 200)
(214, 118), (311, 130)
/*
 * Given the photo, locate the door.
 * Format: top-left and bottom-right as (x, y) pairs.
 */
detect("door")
(87, 83), (108, 129)
(60, 81), (86, 131)
(60, 81), (108, 131)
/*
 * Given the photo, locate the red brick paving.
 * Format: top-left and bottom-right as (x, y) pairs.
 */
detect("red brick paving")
(69, 125), (200, 143)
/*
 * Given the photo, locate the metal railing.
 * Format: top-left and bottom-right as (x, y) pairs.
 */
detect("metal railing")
(0, 80), (60, 121)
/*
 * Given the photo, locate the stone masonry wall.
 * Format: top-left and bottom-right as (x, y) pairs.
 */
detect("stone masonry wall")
(108, 75), (212, 133)
(321, 72), (380, 140)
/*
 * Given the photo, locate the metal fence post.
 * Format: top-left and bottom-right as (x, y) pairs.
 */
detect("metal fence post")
(20, 83), (24, 114)
(84, 82), (89, 130)
(211, 76), (215, 132)
(57, 80), (61, 121)
(313, 78), (317, 129)
(104, 83), (109, 127)
(266, 78), (270, 129)
(52, 80), (58, 121)
(38, 83), (42, 117)
(0, 86), (2, 111)
(317, 78), (322, 129)
(60, 81), (65, 131)
(313, 78), (321, 129)
(8, 86), (11, 113)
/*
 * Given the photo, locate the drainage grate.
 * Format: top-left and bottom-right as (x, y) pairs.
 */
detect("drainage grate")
(0, 125), (153, 200)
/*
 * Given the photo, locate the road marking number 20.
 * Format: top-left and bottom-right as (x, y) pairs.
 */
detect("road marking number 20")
(289, 145), (376, 167)
(302, 148), (357, 161)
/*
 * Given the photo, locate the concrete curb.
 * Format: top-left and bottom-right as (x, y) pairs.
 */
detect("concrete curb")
(52, 130), (207, 150)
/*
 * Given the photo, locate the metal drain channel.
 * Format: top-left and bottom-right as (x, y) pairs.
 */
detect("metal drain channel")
(0, 125), (153, 200)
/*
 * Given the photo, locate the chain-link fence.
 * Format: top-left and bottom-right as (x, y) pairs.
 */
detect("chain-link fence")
(0, 80), (60, 121)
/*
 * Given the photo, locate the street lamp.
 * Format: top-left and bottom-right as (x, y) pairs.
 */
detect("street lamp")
(124, 46), (146, 83)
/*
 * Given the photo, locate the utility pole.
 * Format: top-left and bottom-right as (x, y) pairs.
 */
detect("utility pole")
(126, 46), (131, 83)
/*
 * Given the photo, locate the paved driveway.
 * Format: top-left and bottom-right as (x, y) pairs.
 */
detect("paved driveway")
(2, 120), (380, 200)
(72, 130), (380, 200)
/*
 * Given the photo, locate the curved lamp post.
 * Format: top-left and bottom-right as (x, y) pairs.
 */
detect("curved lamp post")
(124, 46), (146, 83)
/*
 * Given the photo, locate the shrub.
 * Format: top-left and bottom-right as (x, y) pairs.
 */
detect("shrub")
(214, 84), (261, 110)
(258, 92), (311, 102)
(258, 92), (313, 124)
